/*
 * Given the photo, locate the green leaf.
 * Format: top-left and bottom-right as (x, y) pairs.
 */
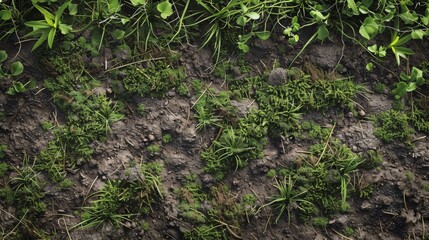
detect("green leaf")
(238, 42), (249, 53)
(406, 82), (417, 92)
(55, 1), (71, 27)
(58, 24), (72, 34)
(391, 81), (408, 98)
(0, 10), (12, 20)
(365, 62), (374, 72)
(310, 10), (328, 22)
(31, 31), (49, 51)
(32, 3), (55, 26)
(240, 3), (248, 13)
(108, 0), (121, 14)
(68, 3), (78, 15)
(317, 25), (329, 41)
(255, 31), (270, 40)
(245, 12), (260, 20)
(410, 67), (424, 84)
(411, 30), (425, 39)
(113, 29), (125, 40)
(130, 0), (146, 6)
(368, 44), (378, 53)
(399, 11), (418, 25)
(0, 69), (5, 79)
(6, 87), (16, 95)
(236, 15), (246, 26)
(11, 61), (24, 76)
(157, 1), (173, 19)
(0, 50), (7, 63)
(391, 46), (414, 65)
(347, 0), (359, 15)
(359, 17), (378, 40)
(47, 28), (56, 48)
(13, 81), (26, 93)
(25, 21), (52, 30)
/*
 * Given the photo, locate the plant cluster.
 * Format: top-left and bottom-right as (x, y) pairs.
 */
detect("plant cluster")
(122, 60), (185, 97)
(372, 109), (414, 144)
(76, 162), (163, 229)
(177, 176), (256, 239)
(262, 137), (365, 224)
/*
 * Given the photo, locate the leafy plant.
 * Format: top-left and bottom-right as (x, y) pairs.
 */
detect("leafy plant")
(24, 1), (73, 50)
(392, 67), (427, 99)
(260, 175), (313, 224)
(0, 50), (24, 79)
(75, 162), (163, 229)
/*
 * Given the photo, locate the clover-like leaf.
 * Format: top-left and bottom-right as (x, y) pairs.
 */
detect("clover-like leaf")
(359, 17), (378, 40)
(157, 1), (173, 19)
(130, 0), (146, 6)
(0, 50), (7, 63)
(113, 29), (125, 40)
(0, 10), (12, 20)
(11, 61), (24, 76)
(245, 12), (260, 20)
(255, 31), (270, 40)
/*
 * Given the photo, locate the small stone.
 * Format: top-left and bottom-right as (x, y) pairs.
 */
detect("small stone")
(148, 134), (156, 141)
(268, 68), (288, 86)
(167, 90), (176, 97)
(358, 109), (366, 117)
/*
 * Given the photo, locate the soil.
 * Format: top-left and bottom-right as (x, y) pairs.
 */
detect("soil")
(1, 34), (429, 240)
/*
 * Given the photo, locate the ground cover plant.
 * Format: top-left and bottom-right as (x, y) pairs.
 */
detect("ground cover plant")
(0, 0), (429, 239)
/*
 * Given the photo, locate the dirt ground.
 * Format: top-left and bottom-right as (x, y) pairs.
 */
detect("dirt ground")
(1, 34), (429, 240)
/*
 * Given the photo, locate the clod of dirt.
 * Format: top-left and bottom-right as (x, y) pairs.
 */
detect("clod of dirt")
(268, 68), (288, 86)
(306, 44), (341, 69)
(230, 98), (258, 117)
(400, 209), (421, 224)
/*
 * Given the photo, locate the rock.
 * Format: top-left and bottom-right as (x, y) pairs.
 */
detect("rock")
(230, 98), (259, 117)
(306, 44), (341, 69)
(268, 68), (288, 86)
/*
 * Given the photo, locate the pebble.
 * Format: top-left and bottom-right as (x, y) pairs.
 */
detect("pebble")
(359, 109), (366, 117)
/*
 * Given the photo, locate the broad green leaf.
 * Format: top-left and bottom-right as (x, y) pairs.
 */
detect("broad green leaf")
(236, 16), (246, 26)
(251, 0), (260, 4)
(108, 0), (121, 14)
(422, 16), (429, 26)
(130, 0), (146, 6)
(245, 12), (260, 20)
(68, 3), (78, 15)
(310, 10), (328, 22)
(6, 87), (15, 95)
(410, 67), (424, 83)
(0, 10), (12, 20)
(391, 81), (408, 98)
(11, 61), (24, 76)
(359, 17), (378, 40)
(240, 3), (248, 13)
(288, 34), (299, 45)
(0, 69), (5, 79)
(368, 44), (378, 53)
(113, 29), (125, 40)
(157, 1), (173, 19)
(347, 0), (359, 15)
(399, 11), (418, 25)
(255, 31), (270, 40)
(317, 25), (329, 41)
(406, 82), (417, 92)
(13, 81), (26, 93)
(121, 18), (130, 24)
(411, 30), (424, 39)
(365, 62), (374, 72)
(0, 50), (7, 62)
(283, 27), (292, 36)
(58, 24), (72, 34)
(238, 42), (249, 53)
